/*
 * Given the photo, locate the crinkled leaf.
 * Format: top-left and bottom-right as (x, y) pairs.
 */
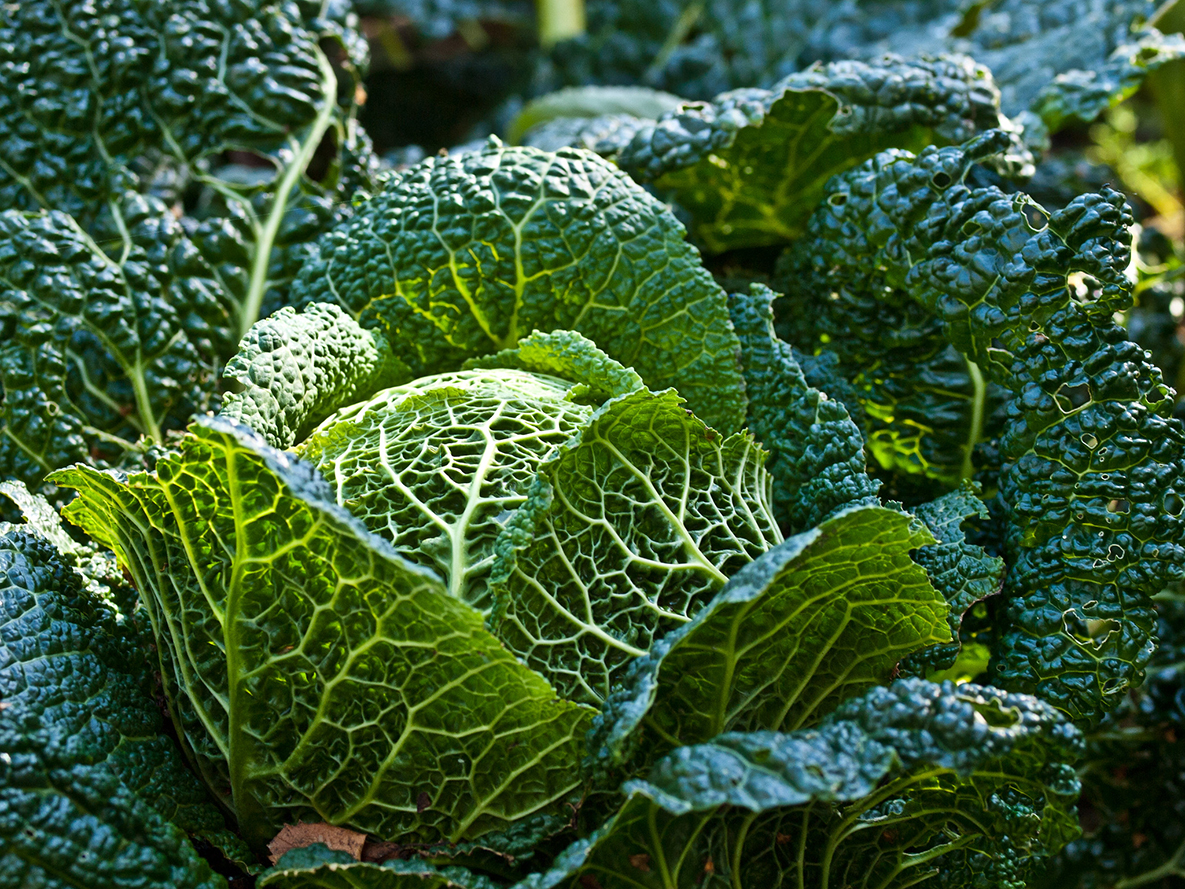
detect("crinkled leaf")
(0, 0), (379, 486)
(588, 505), (949, 777)
(0, 199), (228, 487)
(463, 329), (645, 404)
(729, 284), (880, 532)
(221, 303), (410, 450)
(52, 418), (592, 852)
(290, 141), (747, 433)
(778, 129), (1185, 724)
(489, 387), (782, 705)
(296, 369), (598, 610)
(615, 54), (1016, 251)
(0, 0), (375, 335)
(900, 483), (1005, 677)
(0, 529), (242, 886)
(0, 480), (134, 613)
(534, 679), (1082, 889)
(802, 0), (1185, 130)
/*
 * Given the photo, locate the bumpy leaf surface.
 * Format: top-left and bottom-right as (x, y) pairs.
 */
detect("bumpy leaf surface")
(0, 198), (229, 488)
(729, 284), (880, 532)
(489, 388), (782, 704)
(899, 484), (1005, 677)
(53, 418), (592, 852)
(535, 679), (1082, 889)
(297, 368), (597, 610)
(0, 0), (374, 333)
(779, 130), (1185, 724)
(774, 238), (1008, 486)
(290, 141), (746, 433)
(0, 530), (233, 888)
(221, 303), (409, 450)
(616, 55), (1013, 251)
(801, 0), (1185, 130)
(588, 505), (949, 775)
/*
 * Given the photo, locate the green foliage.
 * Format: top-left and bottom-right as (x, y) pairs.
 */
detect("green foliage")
(534, 680), (1082, 889)
(588, 505), (950, 777)
(261, 844), (503, 888)
(489, 386), (782, 704)
(898, 484), (1005, 677)
(289, 140), (747, 433)
(777, 131), (1185, 726)
(0, 199), (228, 487)
(0, 526), (240, 888)
(0, 0), (378, 487)
(53, 419), (592, 853)
(298, 365), (600, 609)
(614, 54), (1017, 252)
(10, 1), (1185, 885)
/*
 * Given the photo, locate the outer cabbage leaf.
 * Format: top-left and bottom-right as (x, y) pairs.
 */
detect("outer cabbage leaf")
(615, 54), (1014, 252)
(0, 0), (375, 337)
(779, 130), (1185, 724)
(532, 679), (1082, 889)
(0, 197), (229, 488)
(0, 529), (235, 888)
(290, 141), (747, 433)
(729, 283), (880, 532)
(774, 241), (1010, 487)
(588, 505), (949, 777)
(801, 0), (1185, 132)
(1038, 596), (1185, 889)
(488, 387), (782, 704)
(52, 418), (592, 852)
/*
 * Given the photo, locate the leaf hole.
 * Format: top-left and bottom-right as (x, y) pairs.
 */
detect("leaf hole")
(1054, 382), (1091, 411)
(1023, 204), (1049, 231)
(1165, 492), (1184, 516)
(1107, 499), (1129, 514)
(931, 171), (952, 188)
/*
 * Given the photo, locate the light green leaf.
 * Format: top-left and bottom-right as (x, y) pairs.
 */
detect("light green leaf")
(296, 368), (598, 610)
(588, 505), (950, 776)
(489, 388), (783, 705)
(52, 418), (592, 852)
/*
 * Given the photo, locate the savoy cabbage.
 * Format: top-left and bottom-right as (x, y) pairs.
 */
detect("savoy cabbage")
(3, 1), (1185, 888)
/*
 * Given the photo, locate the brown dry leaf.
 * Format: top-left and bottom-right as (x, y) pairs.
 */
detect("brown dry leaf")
(267, 821), (368, 865)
